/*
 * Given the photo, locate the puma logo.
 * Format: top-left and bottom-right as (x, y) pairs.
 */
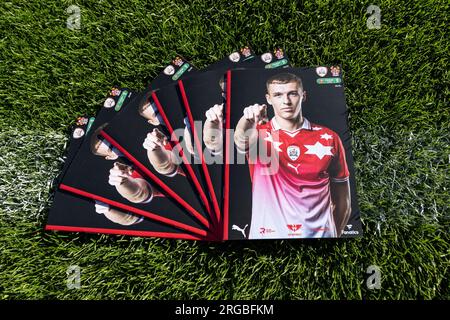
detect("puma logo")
(287, 163), (300, 174)
(232, 224), (248, 238)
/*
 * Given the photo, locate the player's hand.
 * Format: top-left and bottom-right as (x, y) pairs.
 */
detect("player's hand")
(94, 201), (110, 214)
(108, 162), (133, 186)
(143, 128), (169, 151)
(205, 103), (223, 124)
(243, 104), (268, 125)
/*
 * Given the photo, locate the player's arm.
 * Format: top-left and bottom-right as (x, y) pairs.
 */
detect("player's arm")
(143, 128), (178, 176)
(203, 103), (224, 153)
(330, 180), (351, 237)
(95, 201), (143, 225)
(108, 162), (153, 203)
(234, 104), (268, 152)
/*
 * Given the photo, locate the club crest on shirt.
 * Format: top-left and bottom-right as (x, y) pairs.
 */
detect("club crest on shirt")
(316, 66), (328, 77)
(287, 145), (300, 161)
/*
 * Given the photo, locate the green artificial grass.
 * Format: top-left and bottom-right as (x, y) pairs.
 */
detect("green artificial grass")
(0, 0), (448, 299)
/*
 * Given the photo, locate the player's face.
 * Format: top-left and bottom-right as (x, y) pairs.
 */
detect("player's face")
(266, 81), (303, 120)
(141, 102), (161, 126)
(96, 139), (120, 160)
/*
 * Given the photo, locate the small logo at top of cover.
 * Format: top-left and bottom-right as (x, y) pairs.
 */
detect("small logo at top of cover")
(316, 66), (328, 77)
(110, 87), (121, 96)
(103, 97), (116, 108)
(76, 117), (88, 126)
(164, 65), (175, 75)
(261, 52), (273, 63)
(240, 46), (252, 57)
(172, 56), (184, 67)
(274, 48), (284, 59)
(72, 127), (85, 139)
(330, 65), (341, 77)
(229, 52), (241, 62)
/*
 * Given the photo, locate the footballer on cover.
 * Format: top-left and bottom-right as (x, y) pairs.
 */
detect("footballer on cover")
(46, 118), (204, 240)
(224, 67), (362, 240)
(58, 62), (215, 238)
(178, 48), (291, 233)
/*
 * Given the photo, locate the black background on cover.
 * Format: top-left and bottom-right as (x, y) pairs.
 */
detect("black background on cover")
(227, 67), (362, 239)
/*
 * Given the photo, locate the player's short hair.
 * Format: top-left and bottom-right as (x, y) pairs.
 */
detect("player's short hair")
(90, 123), (109, 156)
(266, 73), (303, 92)
(138, 91), (154, 118)
(219, 77), (225, 90)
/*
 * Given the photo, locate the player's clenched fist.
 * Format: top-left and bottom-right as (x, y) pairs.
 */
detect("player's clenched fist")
(243, 104), (268, 125)
(205, 103), (223, 124)
(143, 128), (169, 151)
(108, 162), (133, 186)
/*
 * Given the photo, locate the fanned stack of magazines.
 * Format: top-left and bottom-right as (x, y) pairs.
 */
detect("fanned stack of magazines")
(46, 47), (362, 241)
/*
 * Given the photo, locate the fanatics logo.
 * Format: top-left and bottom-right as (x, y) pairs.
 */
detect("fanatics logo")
(343, 224), (359, 235)
(315, 66), (328, 77)
(287, 145), (300, 161)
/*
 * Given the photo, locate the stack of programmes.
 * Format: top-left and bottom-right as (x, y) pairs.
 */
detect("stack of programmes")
(46, 47), (362, 241)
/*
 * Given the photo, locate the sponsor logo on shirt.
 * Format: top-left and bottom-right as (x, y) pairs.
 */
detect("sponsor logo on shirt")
(309, 227), (329, 232)
(259, 227), (276, 235)
(287, 224), (302, 236)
